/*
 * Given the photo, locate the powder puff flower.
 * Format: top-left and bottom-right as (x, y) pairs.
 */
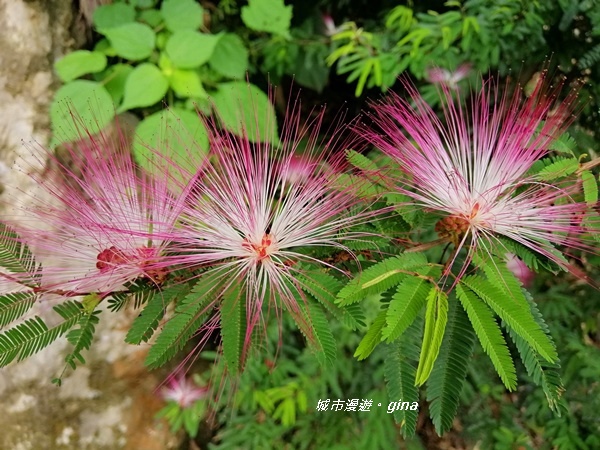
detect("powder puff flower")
(168, 100), (381, 358)
(162, 375), (208, 409)
(3, 121), (193, 295)
(362, 71), (593, 280)
(426, 63), (472, 90)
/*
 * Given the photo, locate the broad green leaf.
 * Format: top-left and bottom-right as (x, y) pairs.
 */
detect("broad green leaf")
(581, 170), (599, 205)
(415, 288), (448, 386)
(117, 63), (168, 112)
(103, 23), (155, 61)
(210, 81), (278, 144)
(133, 108), (209, 182)
(166, 31), (220, 69)
(50, 80), (115, 144)
(427, 299), (475, 435)
(138, 9), (163, 28)
(383, 268), (437, 342)
(169, 69), (207, 99)
(209, 33), (249, 79)
(241, 0), (292, 37)
(55, 50), (107, 82)
(161, 0), (204, 32)
(354, 309), (387, 360)
(456, 283), (517, 390)
(337, 253), (428, 305)
(461, 275), (557, 363)
(101, 63), (133, 105)
(220, 284), (246, 373)
(93, 3), (135, 30)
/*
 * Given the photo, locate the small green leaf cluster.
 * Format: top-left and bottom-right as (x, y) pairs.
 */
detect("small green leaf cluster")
(51, 0), (281, 174)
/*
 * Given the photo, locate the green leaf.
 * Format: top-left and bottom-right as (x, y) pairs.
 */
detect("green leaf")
(55, 50), (107, 83)
(133, 107), (209, 181)
(461, 275), (557, 363)
(415, 288), (448, 386)
(474, 252), (529, 310)
(548, 131), (576, 155)
(103, 23), (156, 61)
(209, 33), (249, 79)
(383, 267), (438, 343)
(303, 302), (337, 366)
(146, 274), (219, 369)
(241, 0), (292, 37)
(210, 81), (278, 144)
(0, 292), (37, 329)
(0, 301), (84, 367)
(101, 63), (133, 105)
(384, 319), (421, 437)
(426, 298), (475, 434)
(50, 80), (115, 143)
(536, 157), (579, 181)
(346, 149), (378, 172)
(93, 3), (135, 30)
(581, 170), (599, 206)
(456, 283), (517, 390)
(161, 0), (204, 32)
(299, 271), (365, 330)
(0, 223), (36, 277)
(220, 283), (246, 373)
(354, 309), (386, 360)
(507, 291), (565, 414)
(126, 284), (189, 345)
(117, 63), (168, 112)
(169, 69), (207, 99)
(64, 309), (100, 370)
(166, 31), (220, 69)
(337, 253), (428, 305)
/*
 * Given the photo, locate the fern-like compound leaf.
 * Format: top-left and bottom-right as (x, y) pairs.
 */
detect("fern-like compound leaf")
(0, 300), (84, 367)
(507, 290), (565, 414)
(337, 253), (428, 305)
(220, 283), (246, 374)
(456, 283), (517, 390)
(384, 318), (422, 438)
(415, 288), (448, 386)
(0, 292), (37, 329)
(461, 275), (557, 363)
(125, 284), (189, 345)
(581, 170), (599, 206)
(426, 298), (475, 435)
(354, 309), (387, 360)
(0, 223), (37, 279)
(64, 308), (101, 369)
(299, 271), (365, 330)
(383, 266), (440, 343)
(146, 274), (219, 369)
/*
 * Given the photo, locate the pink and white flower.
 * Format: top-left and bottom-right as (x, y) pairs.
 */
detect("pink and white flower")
(426, 63), (472, 90)
(6, 122), (193, 295)
(161, 375), (208, 409)
(362, 72), (593, 280)
(168, 102), (380, 356)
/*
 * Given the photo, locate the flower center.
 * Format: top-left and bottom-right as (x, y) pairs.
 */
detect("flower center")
(96, 246), (168, 284)
(243, 233), (276, 261)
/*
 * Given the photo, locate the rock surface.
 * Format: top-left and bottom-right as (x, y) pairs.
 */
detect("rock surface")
(0, 1), (180, 448)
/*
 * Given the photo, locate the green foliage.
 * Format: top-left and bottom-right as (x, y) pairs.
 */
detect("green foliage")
(241, 0), (292, 37)
(456, 283), (517, 390)
(0, 292), (37, 329)
(0, 300), (84, 367)
(220, 283), (246, 373)
(415, 288), (448, 386)
(146, 274), (218, 369)
(0, 223), (37, 278)
(125, 284), (189, 345)
(336, 252), (429, 305)
(384, 319), (422, 438)
(63, 303), (101, 370)
(581, 170), (599, 205)
(426, 298), (475, 435)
